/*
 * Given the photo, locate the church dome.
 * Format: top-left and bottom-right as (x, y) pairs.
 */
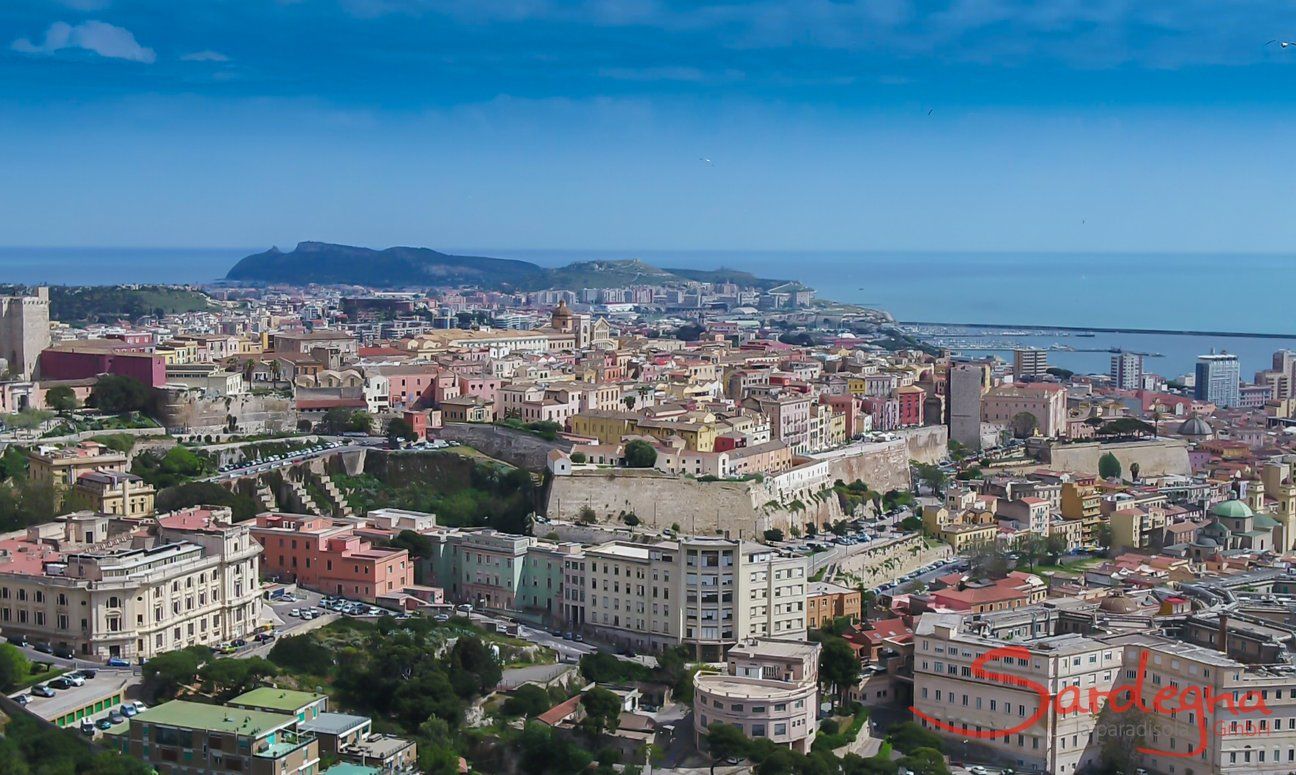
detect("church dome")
(1193, 536), (1218, 548)
(1177, 414), (1213, 437)
(1211, 499), (1253, 519)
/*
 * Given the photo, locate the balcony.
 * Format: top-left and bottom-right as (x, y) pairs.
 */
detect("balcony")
(253, 730), (315, 760)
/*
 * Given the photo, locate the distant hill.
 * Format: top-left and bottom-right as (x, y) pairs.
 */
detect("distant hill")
(226, 242), (546, 289)
(37, 286), (215, 325)
(225, 242), (788, 291)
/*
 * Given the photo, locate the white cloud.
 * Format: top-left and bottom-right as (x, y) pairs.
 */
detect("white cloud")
(11, 20), (155, 64)
(181, 50), (230, 62)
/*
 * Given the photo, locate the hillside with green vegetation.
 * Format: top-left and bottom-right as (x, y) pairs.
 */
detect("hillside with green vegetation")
(331, 449), (535, 534)
(48, 285), (215, 324)
(225, 242), (790, 291)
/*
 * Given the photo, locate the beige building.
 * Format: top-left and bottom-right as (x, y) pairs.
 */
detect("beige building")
(26, 440), (128, 488)
(575, 536), (808, 660)
(72, 469), (156, 518)
(914, 608), (1296, 775)
(694, 639), (821, 753)
(0, 507), (262, 661)
(982, 382), (1068, 438)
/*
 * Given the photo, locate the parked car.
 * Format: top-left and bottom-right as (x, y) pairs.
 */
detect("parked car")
(130, 701), (147, 713)
(77, 668), (97, 679)
(456, 604), (474, 614)
(32, 641), (53, 654)
(79, 720), (96, 736)
(14, 694), (30, 706)
(108, 710), (125, 724)
(6, 634), (27, 647)
(48, 677), (74, 690)
(231, 638), (247, 648)
(53, 645), (75, 659)
(122, 703), (140, 717)
(95, 717), (115, 731)
(254, 632), (276, 643)
(432, 613), (450, 623)
(106, 657), (130, 668)
(30, 684), (56, 698)
(64, 672), (86, 686)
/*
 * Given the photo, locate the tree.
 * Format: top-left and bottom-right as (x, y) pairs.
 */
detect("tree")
(897, 747), (950, 775)
(45, 385), (77, 414)
(706, 722), (749, 773)
(132, 446), (214, 488)
(887, 721), (945, 754)
(899, 516), (923, 533)
(624, 439), (657, 468)
(570, 451), (587, 464)
(1094, 705), (1159, 775)
(913, 462), (948, 495)
(674, 323), (705, 341)
(90, 374), (152, 414)
(386, 417), (417, 444)
(1095, 521), (1113, 552)
(578, 687), (623, 738)
(1129, 461), (1141, 482)
(0, 642), (30, 692)
(763, 528), (784, 543)
(818, 637), (861, 707)
(578, 505), (597, 524)
(1044, 533), (1069, 564)
(198, 657), (278, 700)
(268, 635), (334, 675)
(967, 540), (1013, 579)
(448, 636), (501, 697)
(388, 529), (433, 558)
(501, 684), (553, 718)
(1098, 452), (1122, 480)
(143, 646), (209, 700)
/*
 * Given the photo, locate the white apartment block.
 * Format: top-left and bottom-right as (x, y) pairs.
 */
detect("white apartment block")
(0, 508), (262, 661)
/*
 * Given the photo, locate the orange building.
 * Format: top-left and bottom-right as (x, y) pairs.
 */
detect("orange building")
(249, 513), (413, 601)
(806, 581), (862, 628)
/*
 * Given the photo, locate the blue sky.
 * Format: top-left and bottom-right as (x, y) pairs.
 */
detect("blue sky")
(5, 0), (1296, 253)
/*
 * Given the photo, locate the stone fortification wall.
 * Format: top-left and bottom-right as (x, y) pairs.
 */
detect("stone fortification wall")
(811, 439), (912, 493)
(156, 391), (296, 435)
(1040, 438), (1190, 477)
(895, 425), (949, 465)
(834, 534), (952, 588)
(435, 423), (571, 470)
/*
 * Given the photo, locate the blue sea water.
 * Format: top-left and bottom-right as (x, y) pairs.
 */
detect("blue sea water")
(2, 246), (1294, 378)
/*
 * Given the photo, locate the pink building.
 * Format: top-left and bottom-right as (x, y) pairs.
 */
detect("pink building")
(39, 340), (166, 388)
(385, 368), (440, 409)
(896, 385), (925, 427)
(457, 375), (500, 405)
(249, 514), (414, 602)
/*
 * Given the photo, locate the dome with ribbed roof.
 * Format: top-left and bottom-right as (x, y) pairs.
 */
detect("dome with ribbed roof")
(1211, 499), (1253, 519)
(1177, 414), (1213, 437)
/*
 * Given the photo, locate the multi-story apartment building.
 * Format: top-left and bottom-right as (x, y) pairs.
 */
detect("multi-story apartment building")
(0, 507), (261, 660)
(1013, 348), (1049, 380)
(1196, 353), (1241, 408)
(694, 639), (821, 753)
(109, 699), (321, 775)
(1110, 351), (1144, 390)
(418, 523), (809, 661)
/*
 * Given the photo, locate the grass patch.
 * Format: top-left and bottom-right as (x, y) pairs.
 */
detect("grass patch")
(14, 663), (66, 691)
(812, 706), (869, 752)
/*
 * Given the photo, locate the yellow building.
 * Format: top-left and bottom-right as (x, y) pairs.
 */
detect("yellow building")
(73, 470), (155, 518)
(27, 441), (128, 488)
(1059, 480), (1103, 543)
(570, 410), (719, 452)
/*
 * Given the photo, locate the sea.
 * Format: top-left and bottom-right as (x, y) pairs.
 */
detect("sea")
(3, 246), (1295, 380)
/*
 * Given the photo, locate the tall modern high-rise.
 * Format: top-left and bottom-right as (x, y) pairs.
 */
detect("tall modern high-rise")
(948, 361), (990, 450)
(1109, 351), (1144, 390)
(1012, 348), (1048, 379)
(0, 287), (50, 380)
(1195, 353), (1241, 408)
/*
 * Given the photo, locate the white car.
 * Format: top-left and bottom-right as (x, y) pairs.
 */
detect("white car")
(64, 673), (86, 687)
(289, 608), (302, 617)
(968, 767), (993, 775)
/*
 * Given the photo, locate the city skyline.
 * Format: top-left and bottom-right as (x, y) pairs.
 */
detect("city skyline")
(6, 2), (1296, 252)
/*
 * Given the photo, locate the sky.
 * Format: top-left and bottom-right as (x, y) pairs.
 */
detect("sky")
(5, 0), (1296, 253)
